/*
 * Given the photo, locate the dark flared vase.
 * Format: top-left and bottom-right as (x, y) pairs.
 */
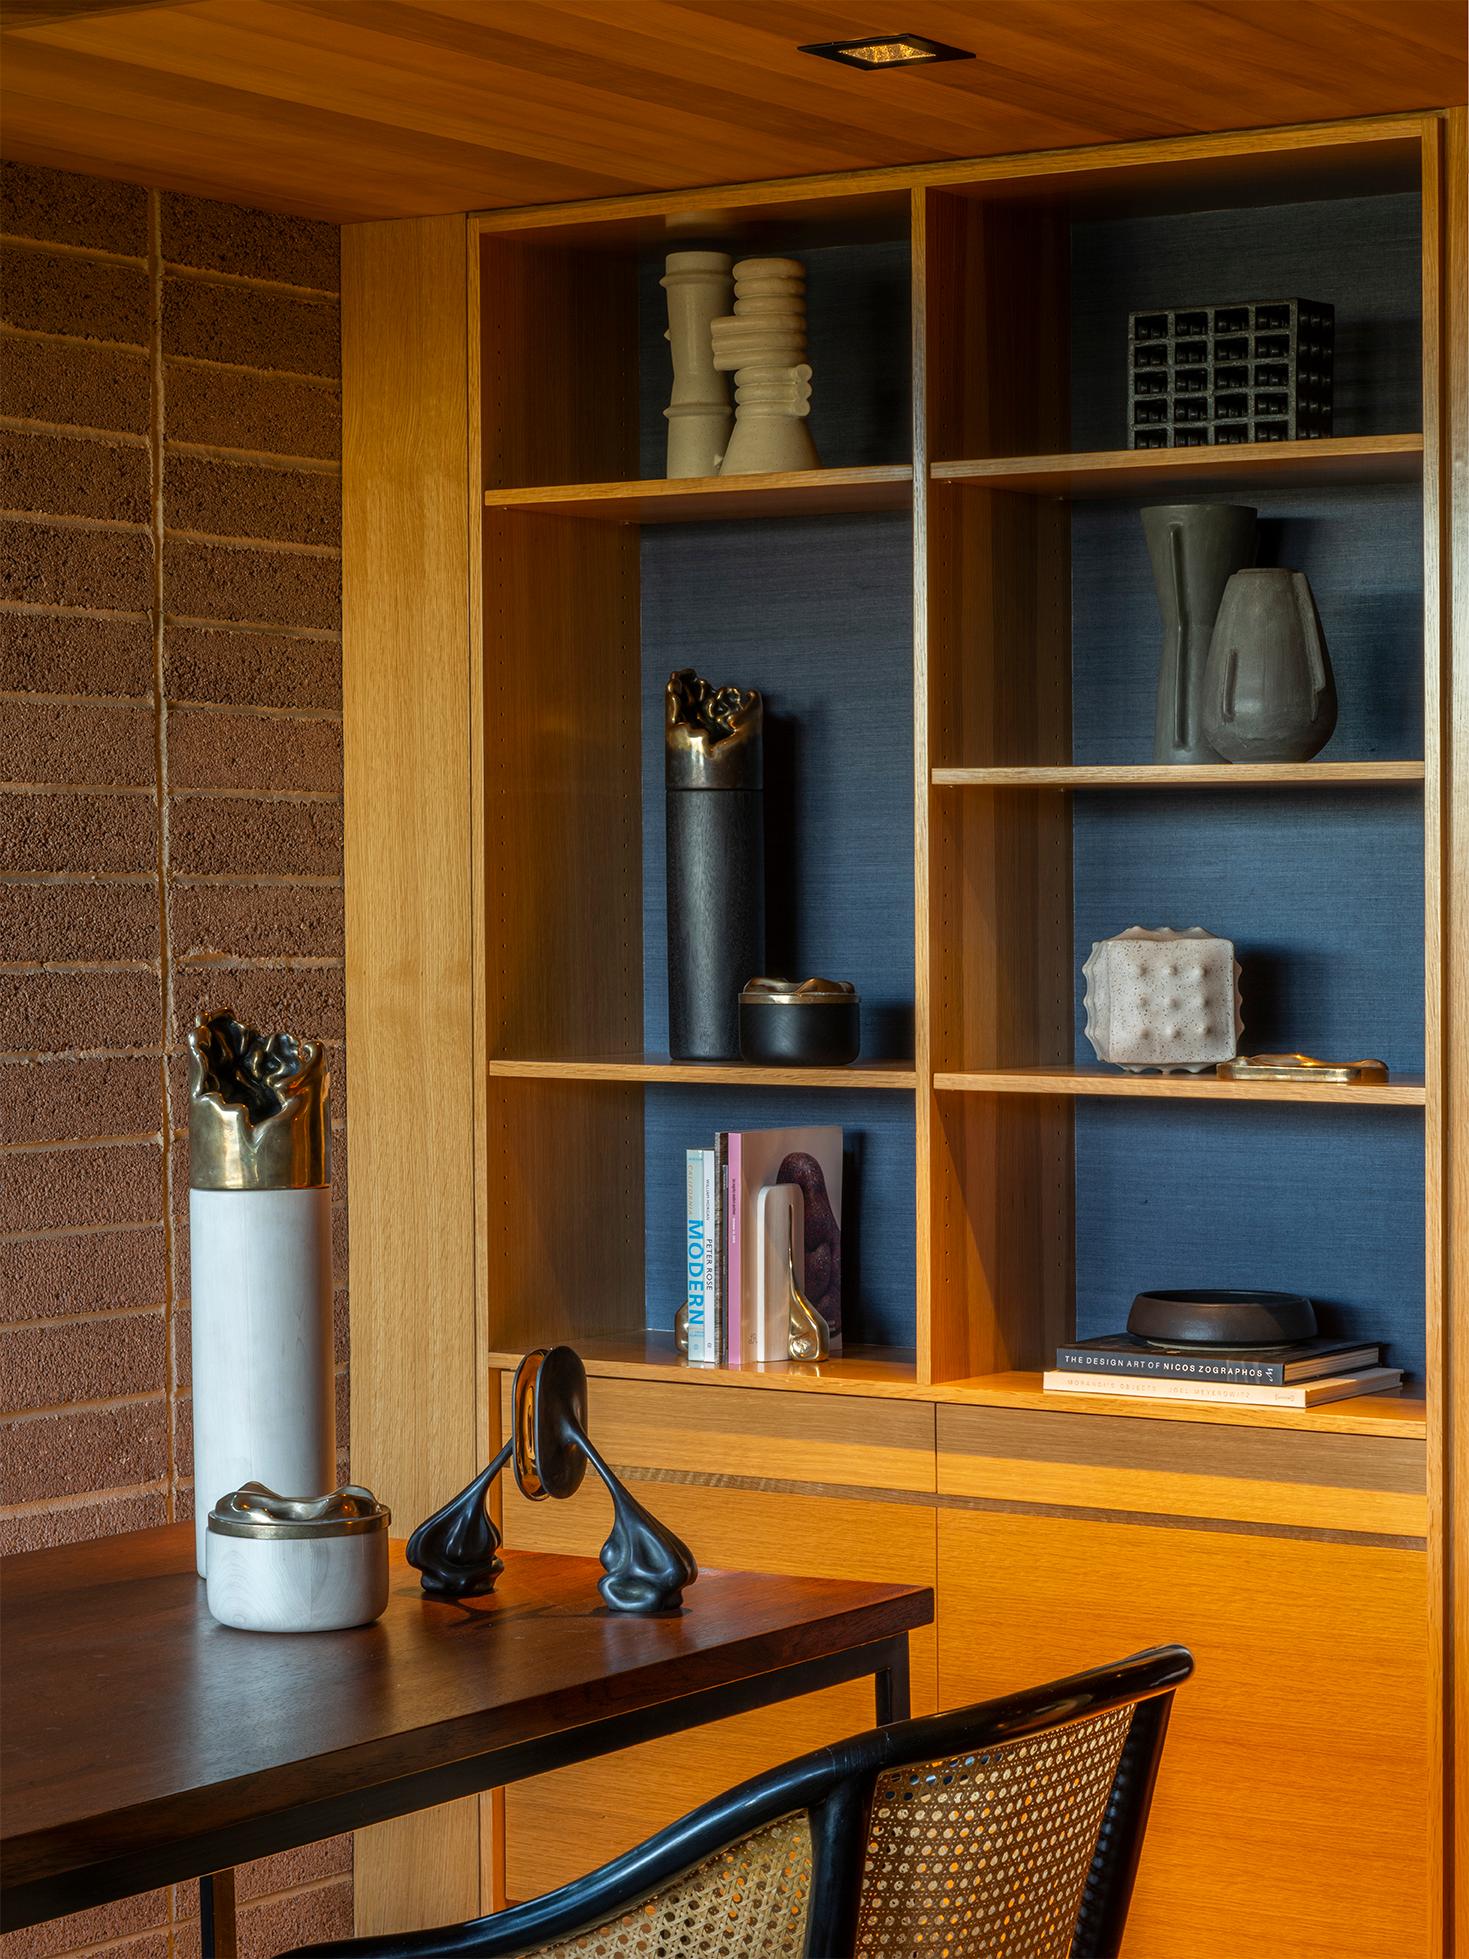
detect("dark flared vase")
(665, 670), (764, 1061)
(1142, 504), (1257, 764)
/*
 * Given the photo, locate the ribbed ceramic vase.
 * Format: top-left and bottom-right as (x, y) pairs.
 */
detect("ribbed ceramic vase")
(660, 250), (734, 478)
(1202, 568), (1337, 762)
(187, 1012), (335, 1577)
(1142, 504), (1257, 763)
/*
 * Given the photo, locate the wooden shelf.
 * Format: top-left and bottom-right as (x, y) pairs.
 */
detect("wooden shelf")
(487, 1057), (917, 1089)
(932, 433), (1422, 498)
(933, 761), (1426, 789)
(935, 1066), (1425, 1106)
(925, 1371), (1427, 1438)
(484, 1339), (1426, 1436)
(483, 464), (912, 524)
(486, 1333), (925, 1398)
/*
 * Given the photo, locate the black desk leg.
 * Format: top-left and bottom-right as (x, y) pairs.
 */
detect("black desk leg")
(873, 1636), (911, 1726)
(199, 1869), (238, 1958)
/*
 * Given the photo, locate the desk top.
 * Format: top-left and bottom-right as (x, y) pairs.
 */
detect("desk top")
(1, 1523), (931, 1924)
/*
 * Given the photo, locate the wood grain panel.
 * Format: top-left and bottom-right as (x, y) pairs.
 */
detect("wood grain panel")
(482, 465), (911, 521)
(938, 1507), (1430, 1958)
(939, 1402), (1427, 1537)
(935, 1065), (1426, 1106)
(1443, 98), (1469, 1959)
(933, 432), (1424, 494)
(2, 9), (1460, 222)
(499, 1469), (937, 1899)
(482, 515), (641, 1062)
(485, 1078), (644, 1355)
(933, 761), (1428, 789)
(479, 237), (634, 490)
(919, 185), (1074, 1388)
(341, 212), (480, 1933)
(502, 1374), (936, 1496)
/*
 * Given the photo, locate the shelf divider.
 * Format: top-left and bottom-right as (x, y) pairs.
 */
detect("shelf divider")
(933, 761), (1425, 789)
(482, 1339), (1426, 1435)
(487, 1057), (918, 1089)
(483, 464), (912, 523)
(932, 432), (1421, 497)
(935, 1066), (1424, 1107)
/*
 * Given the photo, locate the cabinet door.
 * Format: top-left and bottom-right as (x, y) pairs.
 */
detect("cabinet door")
(938, 1506), (1428, 1958)
(497, 1378), (937, 1900)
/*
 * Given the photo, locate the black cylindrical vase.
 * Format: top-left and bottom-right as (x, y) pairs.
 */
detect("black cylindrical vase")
(665, 669), (764, 1061)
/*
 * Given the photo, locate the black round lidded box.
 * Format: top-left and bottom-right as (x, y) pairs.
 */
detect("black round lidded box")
(739, 977), (861, 1067)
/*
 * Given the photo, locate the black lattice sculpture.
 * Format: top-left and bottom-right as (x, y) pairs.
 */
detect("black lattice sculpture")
(406, 1346), (697, 1613)
(1129, 299), (1333, 448)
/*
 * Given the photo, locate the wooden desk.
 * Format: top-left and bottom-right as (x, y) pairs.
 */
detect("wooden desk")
(1, 1523), (931, 1934)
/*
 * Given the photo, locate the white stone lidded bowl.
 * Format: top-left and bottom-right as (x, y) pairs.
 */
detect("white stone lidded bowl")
(205, 1481), (390, 1633)
(1082, 926), (1242, 1074)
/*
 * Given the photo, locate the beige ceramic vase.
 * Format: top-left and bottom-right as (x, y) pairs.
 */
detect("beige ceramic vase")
(711, 257), (821, 475)
(661, 250), (734, 478)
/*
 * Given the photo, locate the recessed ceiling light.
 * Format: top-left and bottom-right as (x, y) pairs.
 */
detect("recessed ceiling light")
(798, 34), (973, 69)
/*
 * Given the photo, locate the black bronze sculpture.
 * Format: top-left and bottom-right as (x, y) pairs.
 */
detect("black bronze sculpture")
(406, 1346), (697, 1613)
(665, 667), (763, 1061)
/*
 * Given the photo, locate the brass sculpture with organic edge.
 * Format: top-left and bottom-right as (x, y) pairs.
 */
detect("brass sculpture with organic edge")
(665, 669), (764, 1062)
(188, 1009), (330, 1191)
(186, 1008), (335, 1578)
(1218, 1053), (1388, 1084)
(407, 1346), (698, 1613)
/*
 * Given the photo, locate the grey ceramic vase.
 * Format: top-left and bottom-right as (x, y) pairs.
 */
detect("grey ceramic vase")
(1142, 504), (1257, 764)
(1201, 568), (1337, 763)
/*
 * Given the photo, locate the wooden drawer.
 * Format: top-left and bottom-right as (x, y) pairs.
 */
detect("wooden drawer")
(937, 1401), (1427, 1538)
(497, 1375), (937, 1900)
(937, 1505), (1429, 1959)
(555, 1374), (937, 1493)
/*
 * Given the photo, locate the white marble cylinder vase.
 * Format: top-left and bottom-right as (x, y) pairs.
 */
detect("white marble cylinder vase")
(661, 251), (734, 478)
(186, 1010), (334, 1577)
(190, 1186), (334, 1575)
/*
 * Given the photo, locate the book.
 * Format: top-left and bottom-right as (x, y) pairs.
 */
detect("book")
(723, 1129), (742, 1367)
(1053, 1334), (1381, 1386)
(683, 1148), (714, 1365)
(712, 1135), (727, 1367)
(727, 1126), (843, 1363)
(1042, 1365), (1404, 1409)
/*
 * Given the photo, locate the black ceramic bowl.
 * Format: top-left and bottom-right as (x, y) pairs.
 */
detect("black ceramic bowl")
(1128, 1288), (1317, 1349)
(739, 977), (860, 1067)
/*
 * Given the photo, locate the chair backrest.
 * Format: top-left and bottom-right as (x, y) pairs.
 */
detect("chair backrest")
(285, 1646), (1192, 1959)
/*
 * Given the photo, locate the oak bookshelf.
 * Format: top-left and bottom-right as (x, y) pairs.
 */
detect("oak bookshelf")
(344, 102), (1461, 1952)
(472, 116), (1439, 1433)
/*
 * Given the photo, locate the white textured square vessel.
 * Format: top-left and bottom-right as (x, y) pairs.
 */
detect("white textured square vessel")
(1082, 925), (1242, 1073)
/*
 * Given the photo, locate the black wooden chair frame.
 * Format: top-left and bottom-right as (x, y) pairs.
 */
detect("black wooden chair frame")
(292, 1643), (1193, 1959)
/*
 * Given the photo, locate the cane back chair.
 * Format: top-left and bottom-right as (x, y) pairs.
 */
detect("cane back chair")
(290, 1644), (1192, 1959)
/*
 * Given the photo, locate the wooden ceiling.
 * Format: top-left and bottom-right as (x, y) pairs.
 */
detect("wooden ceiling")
(0, 1), (1463, 223)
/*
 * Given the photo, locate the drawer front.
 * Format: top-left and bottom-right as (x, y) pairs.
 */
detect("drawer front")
(938, 1401), (1427, 1539)
(497, 1375), (937, 1900)
(560, 1375), (937, 1493)
(937, 1507), (1428, 1959)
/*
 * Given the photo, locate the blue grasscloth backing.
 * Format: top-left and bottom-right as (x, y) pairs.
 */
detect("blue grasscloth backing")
(1070, 190), (1426, 1381)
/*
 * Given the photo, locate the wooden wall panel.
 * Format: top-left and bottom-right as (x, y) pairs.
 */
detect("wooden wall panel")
(1438, 101), (1468, 1957)
(342, 213), (480, 1933)
(499, 1464), (937, 1899)
(938, 1507), (1430, 1959)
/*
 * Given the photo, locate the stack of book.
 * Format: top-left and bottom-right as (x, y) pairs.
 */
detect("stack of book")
(684, 1124), (843, 1368)
(1044, 1334), (1402, 1409)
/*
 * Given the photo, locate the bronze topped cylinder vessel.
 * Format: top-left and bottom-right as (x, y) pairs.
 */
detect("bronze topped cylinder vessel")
(665, 669), (764, 1061)
(187, 1010), (334, 1578)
